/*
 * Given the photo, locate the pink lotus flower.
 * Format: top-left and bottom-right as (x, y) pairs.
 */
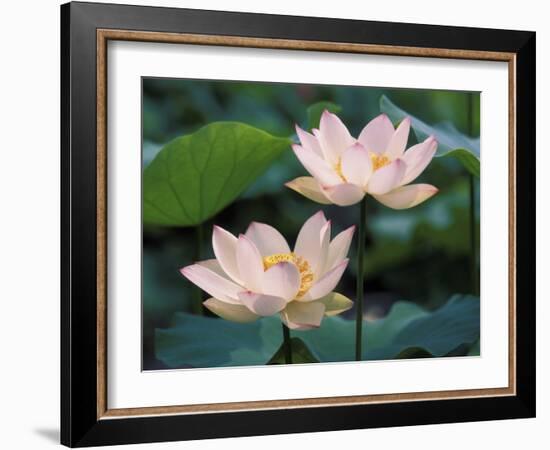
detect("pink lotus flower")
(181, 212), (354, 330)
(286, 111), (439, 208)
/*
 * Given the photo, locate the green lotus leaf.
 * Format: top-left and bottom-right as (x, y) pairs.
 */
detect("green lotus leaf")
(155, 295), (479, 368)
(468, 339), (480, 356)
(143, 122), (291, 227)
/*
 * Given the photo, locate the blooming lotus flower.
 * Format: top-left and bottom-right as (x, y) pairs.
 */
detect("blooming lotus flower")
(181, 211), (354, 330)
(286, 111), (439, 208)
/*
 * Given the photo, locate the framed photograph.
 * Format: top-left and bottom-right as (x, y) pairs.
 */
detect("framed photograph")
(61, 1), (535, 447)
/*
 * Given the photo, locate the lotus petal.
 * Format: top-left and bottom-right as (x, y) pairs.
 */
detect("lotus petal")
(203, 298), (259, 323)
(373, 183), (438, 209)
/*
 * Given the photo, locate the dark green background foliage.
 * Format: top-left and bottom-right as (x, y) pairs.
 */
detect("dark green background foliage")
(142, 78), (480, 370)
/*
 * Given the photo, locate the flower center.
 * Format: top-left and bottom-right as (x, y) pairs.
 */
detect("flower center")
(371, 153), (391, 171)
(335, 154), (391, 181)
(334, 158), (347, 182)
(263, 252), (314, 298)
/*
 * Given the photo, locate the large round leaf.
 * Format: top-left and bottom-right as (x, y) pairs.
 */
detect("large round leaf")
(364, 294), (480, 360)
(155, 295), (480, 368)
(143, 122), (291, 227)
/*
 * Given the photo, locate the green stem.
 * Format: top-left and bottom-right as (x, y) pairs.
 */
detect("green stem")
(192, 223), (204, 315)
(467, 93), (478, 295)
(282, 323), (292, 364)
(355, 197), (367, 361)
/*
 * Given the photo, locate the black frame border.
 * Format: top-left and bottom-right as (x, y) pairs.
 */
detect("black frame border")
(61, 2), (535, 447)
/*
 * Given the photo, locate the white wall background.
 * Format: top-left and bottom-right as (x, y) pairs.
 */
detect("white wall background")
(0, 0), (546, 448)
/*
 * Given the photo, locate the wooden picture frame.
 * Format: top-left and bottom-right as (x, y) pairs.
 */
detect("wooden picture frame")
(61, 1), (535, 446)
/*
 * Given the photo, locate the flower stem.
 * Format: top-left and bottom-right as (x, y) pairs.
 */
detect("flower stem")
(467, 93), (478, 295)
(355, 197), (367, 361)
(282, 323), (293, 364)
(192, 223), (204, 315)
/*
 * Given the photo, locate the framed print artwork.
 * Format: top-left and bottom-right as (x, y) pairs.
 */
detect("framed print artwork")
(60, 1), (536, 447)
